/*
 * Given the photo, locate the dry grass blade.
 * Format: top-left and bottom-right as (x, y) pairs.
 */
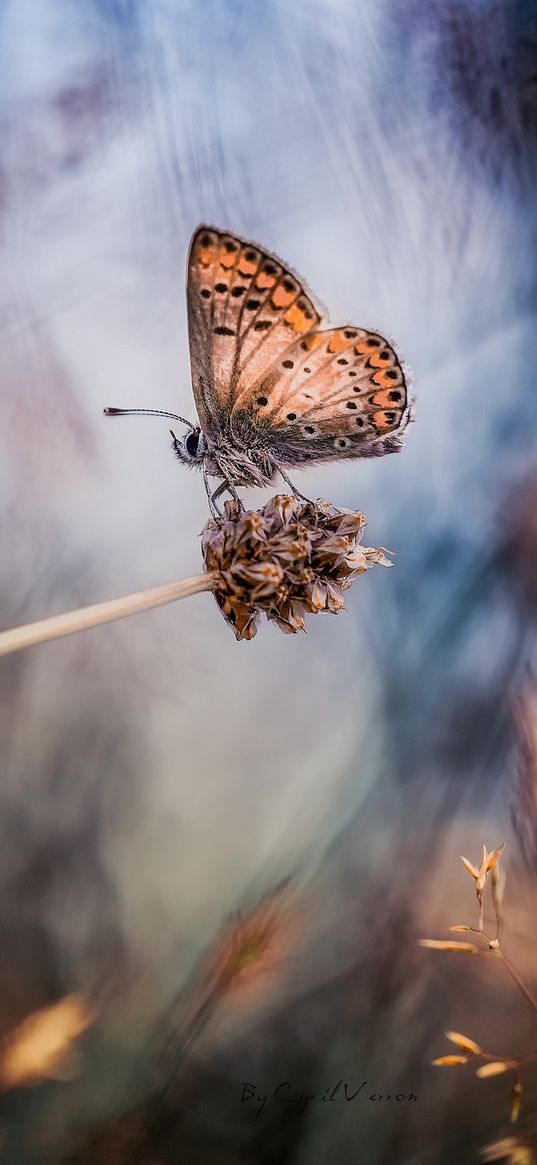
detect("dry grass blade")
(418, 939), (480, 953)
(512, 691), (537, 870)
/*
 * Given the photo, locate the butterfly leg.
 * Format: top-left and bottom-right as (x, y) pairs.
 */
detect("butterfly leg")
(274, 464), (311, 504)
(203, 468), (223, 517)
(203, 467), (221, 516)
(203, 472), (242, 517)
(211, 479), (243, 510)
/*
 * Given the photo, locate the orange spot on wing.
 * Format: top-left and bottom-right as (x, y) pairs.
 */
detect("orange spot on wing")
(371, 410), (396, 432)
(219, 250), (237, 269)
(327, 331), (348, 354)
(300, 333), (323, 351)
(372, 369), (401, 388)
(354, 339), (374, 356)
(371, 389), (401, 408)
(284, 305), (311, 333)
(272, 285), (295, 308)
(196, 247), (216, 268)
(238, 258), (258, 275)
(256, 272), (278, 289)
(367, 350), (394, 369)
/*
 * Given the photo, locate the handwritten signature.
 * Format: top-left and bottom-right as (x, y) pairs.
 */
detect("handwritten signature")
(240, 1080), (418, 1116)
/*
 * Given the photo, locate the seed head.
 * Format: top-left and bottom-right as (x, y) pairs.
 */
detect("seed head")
(201, 495), (393, 641)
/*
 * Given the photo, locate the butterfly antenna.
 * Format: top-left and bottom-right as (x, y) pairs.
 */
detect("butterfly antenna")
(104, 407), (195, 430)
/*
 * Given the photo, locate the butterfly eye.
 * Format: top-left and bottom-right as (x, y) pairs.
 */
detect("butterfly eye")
(186, 430), (201, 457)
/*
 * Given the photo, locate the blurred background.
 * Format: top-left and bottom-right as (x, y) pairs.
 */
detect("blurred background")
(1, 1), (537, 1161)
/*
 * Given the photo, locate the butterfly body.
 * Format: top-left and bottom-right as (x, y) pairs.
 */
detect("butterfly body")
(172, 426), (276, 487)
(106, 225), (412, 507)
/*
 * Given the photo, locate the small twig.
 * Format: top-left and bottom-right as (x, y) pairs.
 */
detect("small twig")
(0, 574), (218, 658)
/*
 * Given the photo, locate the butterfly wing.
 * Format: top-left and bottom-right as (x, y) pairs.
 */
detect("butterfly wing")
(229, 325), (411, 466)
(187, 226), (322, 438)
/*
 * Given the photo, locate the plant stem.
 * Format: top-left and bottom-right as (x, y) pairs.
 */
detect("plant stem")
(498, 949), (537, 1017)
(473, 927), (537, 1016)
(0, 574), (218, 657)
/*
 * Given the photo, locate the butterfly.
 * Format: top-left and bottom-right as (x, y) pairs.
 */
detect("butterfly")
(105, 226), (412, 512)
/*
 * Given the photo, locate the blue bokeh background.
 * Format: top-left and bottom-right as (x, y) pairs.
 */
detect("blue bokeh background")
(1, 2), (536, 1161)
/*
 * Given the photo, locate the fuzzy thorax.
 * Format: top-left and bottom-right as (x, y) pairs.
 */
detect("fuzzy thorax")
(204, 437), (276, 487)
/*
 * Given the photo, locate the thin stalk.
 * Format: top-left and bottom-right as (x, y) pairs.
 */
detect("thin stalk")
(470, 927), (537, 1016)
(498, 949), (537, 1017)
(0, 574), (218, 658)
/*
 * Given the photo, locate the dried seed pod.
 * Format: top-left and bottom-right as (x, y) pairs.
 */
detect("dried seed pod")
(432, 1055), (468, 1066)
(446, 1031), (482, 1055)
(476, 1061), (511, 1078)
(510, 1081), (523, 1123)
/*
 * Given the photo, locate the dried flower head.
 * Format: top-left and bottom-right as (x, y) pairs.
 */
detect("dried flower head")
(461, 843), (506, 902)
(201, 495), (393, 640)
(201, 882), (298, 1007)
